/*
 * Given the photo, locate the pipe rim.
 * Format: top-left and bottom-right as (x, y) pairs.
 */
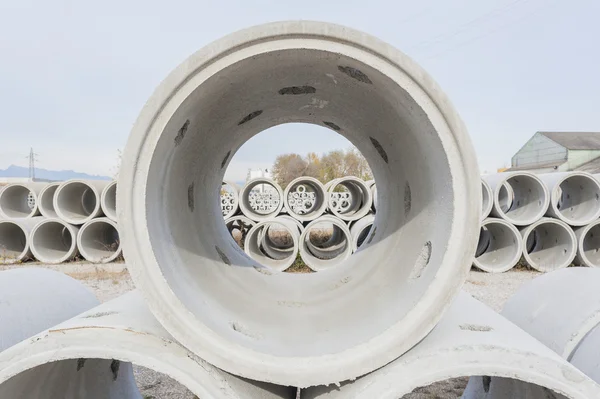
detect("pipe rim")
(481, 179), (493, 220)
(0, 184), (39, 219)
(472, 218), (522, 273)
(244, 220), (299, 272)
(30, 219), (78, 264)
(54, 179), (102, 225)
(492, 172), (549, 226)
(117, 21), (481, 386)
(37, 183), (61, 219)
(299, 216), (353, 271)
(576, 219), (600, 268)
(238, 178), (284, 221)
(550, 172), (600, 226)
(521, 217), (577, 272)
(100, 181), (118, 222)
(327, 176), (373, 221)
(77, 217), (121, 264)
(283, 176), (327, 222)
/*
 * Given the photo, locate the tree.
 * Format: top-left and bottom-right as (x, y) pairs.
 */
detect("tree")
(272, 154), (308, 188)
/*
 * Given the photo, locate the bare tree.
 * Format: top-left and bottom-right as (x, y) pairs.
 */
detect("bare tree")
(272, 153), (308, 188)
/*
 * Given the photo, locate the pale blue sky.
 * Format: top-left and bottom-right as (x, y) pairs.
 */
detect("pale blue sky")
(1, 0), (598, 181)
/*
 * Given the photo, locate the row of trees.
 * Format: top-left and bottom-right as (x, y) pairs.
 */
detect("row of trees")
(271, 148), (373, 188)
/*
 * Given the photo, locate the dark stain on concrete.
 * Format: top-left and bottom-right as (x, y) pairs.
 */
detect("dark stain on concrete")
(221, 150), (232, 169)
(174, 120), (190, 146)
(278, 86), (316, 95)
(338, 66), (372, 84)
(370, 137), (388, 163)
(216, 246), (231, 265)
(110, 359), (120, 381)
(188, 183), (194, 212)
(410, 241), (432, 279)
(323, 121), (341, 131)
(76, 358), (86, 371)
(482, 376), (491, 393)
(238, 110), (263, 125)
(404, 182), (411, 216)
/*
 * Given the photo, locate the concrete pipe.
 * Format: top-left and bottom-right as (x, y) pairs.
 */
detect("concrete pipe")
(349, 213), (375, 252)
(299, 215), (353, 271)
(225, 215), (256, 248)
(303, 292), (600, 399)
(481, 179), (493, 220)
(365, 180), (377, 211)
(0, 289), (294, 399)
(484, 172), (549, 226)
(221, 181), (240, 219)
(117, 21), (480, 386)
(0, 217), (43, 264)
(239, 178), (283, 221)
(520, 217), (577, 272)
(570, 322), (600, 385)
(30, 218), (79, 264)
(0, 182), (46, 219)
(283, 176), (327, 222)
(77, 217), (121, 263)
(244, 218), (300, 272)
(37, 182), (61, 218)
(574, 219), (600, 267)
(101, 181), (117, 222)
(540, 172), (600, 226)
(327, 176), (373, 222)
(473, 218), (522, 273)
(54, 179), (110, 225)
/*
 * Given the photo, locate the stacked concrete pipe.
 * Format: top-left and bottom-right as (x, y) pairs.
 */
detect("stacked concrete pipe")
(541, 171), (600, 226)
(0, 217), (43, 264)
(0, 182), (47, 219)
(239, 178), (284, 221)
(244, 217), (301, 272)
(117, 21), (480, 386)
(473, 218), (522, 273)
(348, 213), (375, 252)
(54, 179), (110, 225)
(326, 176), (372, 222)
(299, 215), (353, 271)
(221, 181), (240, 219)
(283, 176), (327, 222)
(77, 217), (122, 263)
(29, 218), (79, 264)
(100, 180), (117, 222)
(520, 217), (577, 272)
(574, 219), (600, 267)
(37, 182), (61, 218)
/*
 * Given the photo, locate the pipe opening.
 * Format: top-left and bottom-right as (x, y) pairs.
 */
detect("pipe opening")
(554, 174), (600, 224)
(0, 222), (27, 262)
(474, 221), (521, 272)
(498, 174), (545, 224)
(39, 184), (59, 218)
(582, 223), (600, 267)
(57, 182), (98, 222)
(102, 183), (117, 221)
(79, 220), (120, 262)
(244, 221), (298, 271)
(31, 221), (75, 262)
(524, 220), (575, 271)
(0, 185), (36, 218)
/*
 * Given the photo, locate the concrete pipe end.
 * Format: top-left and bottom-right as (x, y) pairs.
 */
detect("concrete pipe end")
(30, 219), (80, 264)
(473, 218), (522, 273)
(491, 172), (549, 226)
(54, 180), (107, 225)
(100, 181), (118, 222)
(77, 217), (122, 263)
(520, 217), (577, 273)
(283, 176), (327, 222)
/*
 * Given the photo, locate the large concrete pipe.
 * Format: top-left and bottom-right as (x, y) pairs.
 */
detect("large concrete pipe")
(349, 213), (375, 252)
(540, 172), (600, 226)
(244, 218), (300, 272)
(30, 219), (79, 263)
(37, 182), (61, 218)
(0, 182), (46, 218)
(283, 176), (327, 222)
(299, 215), (353, 271)
(100, 180), (117, 222)
(0, 288), (294, 399)
(574, 219), (600, 267)
(520, 217), (577, 272)
(303, 292), (600, 399)
(484, 172), (549, 226)
(473, 218), (522, 273)
(239, 178), (284, 221)
(117, 21), (480, 386)
(225, 215), (256, 247)
(481, 179), (493, 220)
(327, 176), (373, 222)
(0, 217), (43, 264)
(221, 181), (240, 219)
(570, 323), (600, 385)
(77, 217), (121, 263)
(54, 179), (110, 225)
(0, 268), (141, 398)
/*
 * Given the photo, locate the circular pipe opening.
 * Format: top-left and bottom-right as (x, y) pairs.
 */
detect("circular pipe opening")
(239, 178), (283, 221)
(38, 183), (60, 219)
(349, 213), (375, 252)
(77, 218), (121, 263)
(101, 181), (117, 222)
(493, 173), (548, 226)
(55, 181), (100, 225)
(299, 216), (352, 271)
(552, 173), (600, 225)
(0, 222), (28, 264)
(575, 220), (600, 268)
(283, 177), (327, 222)
(327, 177), (372, 221)
(473, 219), (522, 273)
(30, 220), (78, 264)
(0, 185), (37, 218)
(521, 218), (576, 272)
(244, 220), (299, 271)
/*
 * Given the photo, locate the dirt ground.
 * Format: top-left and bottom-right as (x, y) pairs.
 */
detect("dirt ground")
(0, 262), (540, 398)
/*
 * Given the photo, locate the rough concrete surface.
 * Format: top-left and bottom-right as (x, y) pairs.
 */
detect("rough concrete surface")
(0, 263), (540, 398)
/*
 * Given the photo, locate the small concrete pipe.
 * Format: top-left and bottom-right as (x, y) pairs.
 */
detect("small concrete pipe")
(540, 172), (600, 226)
(225, 215), (256, 247)
(327, 176), (373, 221)
(239, 178), (284, 221)
(0, 182), (47, 218)
(101, 180), (117, 222)
(54, 179), (110, 225)
(30, 218), (79, 264)
(283, 176), (327, 222)
(365, 180), (377, 211)
(0, 217), (43, 264)
(484, 172), (549, 226)
(221, 181), (240, 219)
(244, 218), (300, 272)
(520, 217), (577, 272)
(349, 213), (375, 252)
(481, 179), (493, 220)
(299, 215), (353, 271)
(117, 21), (481, 386)
(574, 219), (600, 267)
(77, 217), (122, 263)
(37, 182), (61, 218)
(473, 218), (522, 273)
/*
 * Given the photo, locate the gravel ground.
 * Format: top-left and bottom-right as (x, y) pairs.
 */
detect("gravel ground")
(0, 263), (541, 398)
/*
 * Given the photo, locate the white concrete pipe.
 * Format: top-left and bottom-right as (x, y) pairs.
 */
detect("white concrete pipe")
(0, 182), (46, 218)
(484, 172), (549, 226)
(327, 176), (373, 222)
(303, 292), (600, 399)
(473, 218), (522, 273)
(540, 172), (600, 226)
(244, 218), (300, 272)
(101, 180), (117, 222)
(481, 179), (493, 220)
(37, 182), (61, 218)
(117, 21), (481, 386)
(0, 289), (294, 399)
(365, 180), (377, 211)
(283, 176), (327, 222)
(0, 217), (43, 264)
(349, 213), (375, 252)
(239, 178), (283, 221)
(77, 217), (122, 263)
(221, 180), (240, 219)
(574, 219), (600, 267)
(54, 179), (110, 225)
(520, 217), (577, 272)
(0, 268), (142, 398)
(225, 215), (256, 247)
(299, 215), (353, 271)
(30, 218), (79, 264)
(570, 323), (600, 385)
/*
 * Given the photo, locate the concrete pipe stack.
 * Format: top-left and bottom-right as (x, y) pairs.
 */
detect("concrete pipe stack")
(0, 179), (121, 264)
(3, 21), (600, 399)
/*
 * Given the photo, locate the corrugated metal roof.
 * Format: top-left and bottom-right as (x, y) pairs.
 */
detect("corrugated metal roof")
(575, 156), (600, 174)
(506, 160), (565, 172)
(540, 132), (600, 150)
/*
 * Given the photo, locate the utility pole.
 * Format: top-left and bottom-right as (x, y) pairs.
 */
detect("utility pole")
(26, 148), (38, 180)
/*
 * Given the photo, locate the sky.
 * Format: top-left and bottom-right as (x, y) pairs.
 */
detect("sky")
(0, 0), (598, 181)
